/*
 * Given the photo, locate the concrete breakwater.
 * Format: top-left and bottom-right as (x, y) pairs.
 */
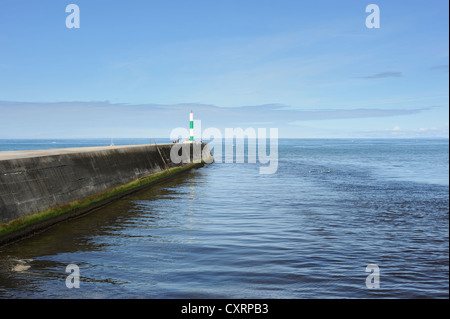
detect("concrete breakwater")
(0, 143), (213, 246)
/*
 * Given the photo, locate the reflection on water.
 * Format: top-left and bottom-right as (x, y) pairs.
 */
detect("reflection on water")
(0, 139), (448, 298)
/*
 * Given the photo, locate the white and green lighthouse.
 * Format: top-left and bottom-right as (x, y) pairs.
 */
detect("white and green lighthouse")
(189, 110), (194, 142)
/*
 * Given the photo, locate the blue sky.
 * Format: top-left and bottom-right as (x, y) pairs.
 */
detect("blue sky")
(0, 0), (448, 138)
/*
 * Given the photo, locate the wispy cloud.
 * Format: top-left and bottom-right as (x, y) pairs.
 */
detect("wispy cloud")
(356, 72), (403, 79)
(430, 65), (449, 71)
(0, 101), (442, 138)
(360, 126), (449, 138)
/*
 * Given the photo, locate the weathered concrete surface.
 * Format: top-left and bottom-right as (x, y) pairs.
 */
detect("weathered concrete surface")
(0, 143), (212, 226)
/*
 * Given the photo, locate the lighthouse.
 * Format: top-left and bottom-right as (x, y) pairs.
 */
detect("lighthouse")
(189, 110), (194, 143)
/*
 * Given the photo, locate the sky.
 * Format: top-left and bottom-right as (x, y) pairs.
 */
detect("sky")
(0, 0), (448, 138)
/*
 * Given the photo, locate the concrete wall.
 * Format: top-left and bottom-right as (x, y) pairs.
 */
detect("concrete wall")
(0, 143), (211, 225)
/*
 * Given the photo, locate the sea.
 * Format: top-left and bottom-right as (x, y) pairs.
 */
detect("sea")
(0, 138), (448, 299)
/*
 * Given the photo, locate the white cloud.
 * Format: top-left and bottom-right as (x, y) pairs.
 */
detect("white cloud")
(0, 101), (446, 138)
(357, 72), (403, 79)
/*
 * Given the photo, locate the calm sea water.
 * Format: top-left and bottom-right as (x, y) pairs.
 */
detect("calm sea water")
(0, 138), (448, 298)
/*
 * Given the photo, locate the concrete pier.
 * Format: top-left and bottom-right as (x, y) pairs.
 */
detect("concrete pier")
(0, 143), (212, 245)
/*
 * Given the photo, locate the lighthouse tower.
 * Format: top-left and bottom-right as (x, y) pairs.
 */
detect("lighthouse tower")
(189, 110), (194, 143)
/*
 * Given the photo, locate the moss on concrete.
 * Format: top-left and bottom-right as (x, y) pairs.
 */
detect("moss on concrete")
(0, 162), (202, 241)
